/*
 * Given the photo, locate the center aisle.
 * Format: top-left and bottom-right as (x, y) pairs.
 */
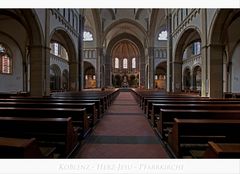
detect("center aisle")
(76, 91), (169, 158)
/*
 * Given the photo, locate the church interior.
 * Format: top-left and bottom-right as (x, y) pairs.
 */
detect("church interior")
(1, 9), (240, 159)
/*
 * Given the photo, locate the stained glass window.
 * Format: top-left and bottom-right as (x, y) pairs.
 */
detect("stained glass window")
(132, 58), (136, 69)
(115, 58), (119, 68)
(123, 58), (128, 69)
(0, 43), (12, 74)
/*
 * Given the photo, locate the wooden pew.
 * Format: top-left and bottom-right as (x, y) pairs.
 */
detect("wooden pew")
(0, 98), (103, 118)
(146, 98), (240, 117)
(0, 117), (79, 158)
(0, 102), (97, 127)
(0, 107), (89, 139)
(50, 89), (119, 111)
(0, 137), (55, 158)
(203, 141), (240, 158)
(157, 109), (240, 139)
(143, 96), (205, 112)
(168, 118), (240, 158)
(150, 103), (240, 127)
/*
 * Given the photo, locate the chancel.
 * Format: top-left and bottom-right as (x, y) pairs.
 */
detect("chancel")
(0, 9), (240, 159)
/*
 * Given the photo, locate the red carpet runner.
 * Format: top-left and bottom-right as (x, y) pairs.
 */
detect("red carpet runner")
(76, 91), (169, 158)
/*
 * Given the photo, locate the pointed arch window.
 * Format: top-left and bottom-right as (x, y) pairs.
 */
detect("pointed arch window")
(123, 58), (128, 69)
(0, 43), (12, 74)
(132, 58), (136, 69)
(115, 58), (119, 68)
(54, 43), (59, 56)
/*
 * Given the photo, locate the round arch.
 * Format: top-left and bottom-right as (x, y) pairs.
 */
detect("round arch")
(182, 67), (191, 92)
(208, 9), (240, 97)
(105, 33), (145, 87)
(49, 28), (78, 91)
(155, 61), (167, 90)
(0, 9), (44, 96)
(192, 65), (201, 92)
(172, 26), (202, 93)
(50, 64), (61, 91)
(62, 69), (69, 90)
(84, 61), (96, 89)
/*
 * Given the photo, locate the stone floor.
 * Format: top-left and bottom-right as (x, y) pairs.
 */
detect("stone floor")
(75, 92), (170, 158)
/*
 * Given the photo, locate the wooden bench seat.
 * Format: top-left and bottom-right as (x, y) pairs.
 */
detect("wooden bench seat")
(143, 96), (206, 112)
(0, 102), (97, 127)
(146, 98), (240, 117)
(150, 103), (240, 127)
(0, 117), (79, 158)
(157, 109), (240, 139)
(203, 141), (240, 158)
(0, 98), (103, 118)
(0, 137), (55, 158)
(168, 118), (240, 158)
(0, 107), (89, 139)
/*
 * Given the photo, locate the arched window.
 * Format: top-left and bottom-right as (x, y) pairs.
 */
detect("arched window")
(123, 58), (128, 69)
(132, 58), (136, 69)
(83, 31), (93, 41)
(192, 42), (201, 55)
(115, 58), (119, 68)
(158, 31), (167, 40)
(54, 43), (59, 56)
(50, 42), (68, 61)
(0, 43), (12, 74)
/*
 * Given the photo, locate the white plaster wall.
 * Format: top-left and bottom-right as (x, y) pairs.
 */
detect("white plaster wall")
(0, 34), (23, 92)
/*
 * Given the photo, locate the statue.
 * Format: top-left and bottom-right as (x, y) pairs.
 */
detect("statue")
(121, 75), (129, 88)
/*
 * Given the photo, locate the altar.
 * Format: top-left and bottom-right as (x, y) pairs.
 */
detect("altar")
(121, 76), (129, 88)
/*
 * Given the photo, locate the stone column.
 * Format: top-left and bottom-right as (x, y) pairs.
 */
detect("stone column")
(208, 43), (224, 98)
(29, 45), (48, 96)
(200, 9), (208, 97)
(190, 70), (194, 91)
(148, 47), (155, 89)
(172, 61), (182, 93)
(78, 14), (84, 91)
(104, 55), (111, 87)
(44, 9), (50, 96)
(96, 47), (102, 88)
(69, 61), (79, 91)
(166, 9), (173, 92)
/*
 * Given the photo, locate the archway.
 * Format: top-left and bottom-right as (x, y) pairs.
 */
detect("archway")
(209, 10), (240, 97)
(105, 33), (145, 88)
(62, 69), (69, 90)
(193, 65), (201, 92)
(50, 29), (77, 91)
(0, 10), (44, 95)
(50, 64), (61, 91)
(155, 61), (167, 90)
(183, 67), (191, 92)
(84, 61), (96, 89)
(174, 27), (201, 93)
(111, 40), (140, 88)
